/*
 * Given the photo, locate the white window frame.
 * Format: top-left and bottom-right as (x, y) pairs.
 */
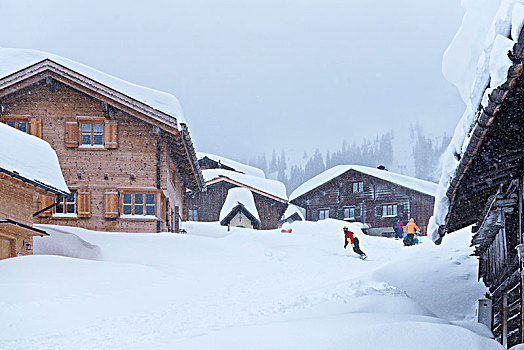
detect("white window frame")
(344, 207), (356, 220)
(319, 208), (330, 220)
(382, 204), (398, 218)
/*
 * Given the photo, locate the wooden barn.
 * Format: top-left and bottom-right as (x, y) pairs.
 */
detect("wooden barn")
(432, 27), (524, 348)
(0, 48), (204, 233)
(186, 168), (288, 230)
(289, 165), (437, 236)
(0, 122), (69, 259)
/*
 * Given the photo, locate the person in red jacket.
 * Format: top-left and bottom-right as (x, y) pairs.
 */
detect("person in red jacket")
(343, 226), (367, 259)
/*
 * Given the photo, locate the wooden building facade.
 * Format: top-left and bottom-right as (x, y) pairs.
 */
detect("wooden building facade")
(186, 169), (288, 230)
(434, 28), (524, 348)
(290, 165), (436, 236)
(0, 55), (204, 233)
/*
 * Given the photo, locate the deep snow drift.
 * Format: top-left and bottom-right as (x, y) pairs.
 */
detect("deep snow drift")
(0, 220), (502, 349)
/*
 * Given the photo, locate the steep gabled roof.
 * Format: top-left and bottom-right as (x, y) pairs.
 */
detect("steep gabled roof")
(219, 187), (261, 229)
(197, 152), (266, 178)
(0, 47), (204, 191)
(203, 169), (287, 203)
(289, 165), (437, 202)
(0, 122), (69, 195)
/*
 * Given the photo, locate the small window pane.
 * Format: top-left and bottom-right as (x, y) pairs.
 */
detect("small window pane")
(146, 194), (155, 204)
(382, 206), (387, 217)
(81, 135), (91, 145)
(350, 208), (355, 218)
(134, 194), (143, 204)
(82, 124), (91, 133)
(146, 205), (155, 216)
(93, 123), (103, 133)
(6, 121), (15, 128)
(353, 183), (357, 193)
(123, 193), (132, 204)
(393, 205), (398, 216)
(123, 204), (132, 215)
(67, 203), (75, 214)
(18, 122), (27, 132)
(56, 199), (64, 214)
(134, 205), (144, 215)
(344, 208), (349, 219)
(358, 182), (363, 192)
(93, 135), (103, 145)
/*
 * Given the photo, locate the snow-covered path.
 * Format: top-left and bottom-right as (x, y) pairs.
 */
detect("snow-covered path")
(0, 220), (503, 349)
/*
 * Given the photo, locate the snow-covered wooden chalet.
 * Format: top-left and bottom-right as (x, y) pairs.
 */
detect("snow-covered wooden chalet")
(430, 5), (524, 347)
(289, 165), (437, 236)
(0, 123), (69, 259)
(186, 153), (287, 229)
(0, 48), (204, 234)
(219, 188), (261, 229)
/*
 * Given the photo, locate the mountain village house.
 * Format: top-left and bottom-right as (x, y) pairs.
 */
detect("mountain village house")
(289, 165), (437, 236)
(186, 153), (287, 230)
(432, 26), (524, 348)
(0, 122), (69, 259)
(0, 48), (204, 234)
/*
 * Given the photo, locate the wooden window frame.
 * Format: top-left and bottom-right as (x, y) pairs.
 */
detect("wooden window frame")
(53, 189), (78, 218)
(78, 117), (105, 149)
(382, 204), (398, 218)
(188, 207), (199, 221)
(318, 208), (329, 220)
(352, 181), (364, 193)
(119, 188), (161, 221)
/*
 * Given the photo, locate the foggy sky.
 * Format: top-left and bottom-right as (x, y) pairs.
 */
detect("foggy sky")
(0, 0), (465, 165)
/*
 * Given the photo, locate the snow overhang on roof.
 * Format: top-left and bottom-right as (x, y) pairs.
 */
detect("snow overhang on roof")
(203, 169), (288, 202)
(0, 47), (184, 126)
(197, 152), (266, 178)
(0, 122), (69, 195)
(289, 165), (437, 202)
(219, 187), (260, 222)
(430, 1), (524, 244)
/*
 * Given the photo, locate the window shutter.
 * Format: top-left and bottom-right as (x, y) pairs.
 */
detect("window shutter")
(363, 182), (370, 192)
(104, 191), (119, 219)
(65, 119), (78, 148)
(28, 118), (42, 138)
(155, 193), (163, 219)
(312, 209), (319, 221)
(38, 194), (54, 217)
(375, 205), (382, 217)
(77, 190), (91, 218)
(337, 207), (344, 219)
(104, 120), (118, 149)
(398, 204), (404, 220)
(355, 207), (362, 220)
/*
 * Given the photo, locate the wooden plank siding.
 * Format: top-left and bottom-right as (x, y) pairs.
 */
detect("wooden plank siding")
(186, 181), (287, 230)
(291, 169), (435, 235)
(0, 78), (190, 233)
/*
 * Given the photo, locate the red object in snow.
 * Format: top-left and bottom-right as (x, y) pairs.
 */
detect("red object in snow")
(281, 228), (292, 233)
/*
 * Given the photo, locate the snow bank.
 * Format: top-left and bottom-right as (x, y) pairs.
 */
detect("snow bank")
(0, 47), (184, 123)
(219, 187), (260, 221)
(290, 165), (437, 201)
(203, 168), (287, 200)
(197, 152), (265, 178)
(0, 221), (500, 349)
(0, 122), (68, 192)
(283, 204), (305, 221)
(34, 225), (101, 260)
(432, 0), (524, 241)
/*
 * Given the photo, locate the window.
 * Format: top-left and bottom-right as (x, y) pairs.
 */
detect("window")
(122, 192), (156, 217)
(54, 192), (77, 216)
(319, 208), (330, 220)
(352, 181), (364, 193)
(188, 208), (199, 221)
(382, 204), (398, 217)
(80, 121), (104, 147)
(344, 207), (355, 219)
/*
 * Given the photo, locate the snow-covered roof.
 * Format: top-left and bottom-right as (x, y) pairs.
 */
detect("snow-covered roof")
(219, 187), (260, 221)
(0, 123), (69, 193)
(430, 1), (524, 242)
(290, 165), (437, 202)
(283, 204), (305, 221)
(203, 169), (287, 201)
(0, 47), (184, 124)
(197, 152), (265, 178)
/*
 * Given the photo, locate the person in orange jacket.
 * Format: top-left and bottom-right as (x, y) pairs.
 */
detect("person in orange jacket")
(403, 218), (420, 246)
(343, 226), (367, 259)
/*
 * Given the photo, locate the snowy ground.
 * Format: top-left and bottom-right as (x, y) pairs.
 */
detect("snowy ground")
(0, 220), (504, 349)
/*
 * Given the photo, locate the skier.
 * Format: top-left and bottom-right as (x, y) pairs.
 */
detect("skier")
(343, 226), (367, 259)
(403, 218), (420, 246)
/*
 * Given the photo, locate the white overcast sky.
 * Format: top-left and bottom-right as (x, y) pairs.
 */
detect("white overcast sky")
(0, 0), (465, 163)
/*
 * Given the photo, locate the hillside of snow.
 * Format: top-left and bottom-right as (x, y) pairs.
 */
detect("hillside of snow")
(0, 221), (502, 349)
